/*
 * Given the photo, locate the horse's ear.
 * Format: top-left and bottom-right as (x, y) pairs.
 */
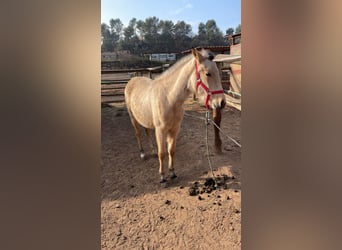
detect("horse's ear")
(192, 48), (205, 63)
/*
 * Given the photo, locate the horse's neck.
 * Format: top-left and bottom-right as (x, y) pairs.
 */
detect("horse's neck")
(164, 59), (195, 107)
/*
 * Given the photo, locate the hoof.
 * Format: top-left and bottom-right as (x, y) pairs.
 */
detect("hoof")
(160, 177), (167, 183)
(170, 172), (178, 179)
(215, 147), (223, 154)
(140, 151), (145, 160)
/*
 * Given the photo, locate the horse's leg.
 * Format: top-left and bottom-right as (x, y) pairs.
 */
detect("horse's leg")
(166, 125), (180, 179)
(213, 107), (222, 154)
(155, 127), (167, 183)
(144, 128), (156, 155)
(129, 115), (145, 159)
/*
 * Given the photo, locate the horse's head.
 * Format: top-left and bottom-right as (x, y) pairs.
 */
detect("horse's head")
(192, 48), (226, 110)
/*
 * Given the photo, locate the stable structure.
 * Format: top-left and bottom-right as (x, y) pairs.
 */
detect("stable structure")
(225, 32), (241, 46)
(223, 33), (241, 105)
(209, 33), (242, 111)
(148, 53), (177, 62)
(181, 46), (230, 55)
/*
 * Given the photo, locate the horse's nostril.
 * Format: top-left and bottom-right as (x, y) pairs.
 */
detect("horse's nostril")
(221, 100), (226, 108)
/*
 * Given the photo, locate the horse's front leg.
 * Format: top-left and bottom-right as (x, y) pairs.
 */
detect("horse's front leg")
(167, 125), (180, 179)
(155, 127), (167, 183)
(213, 107), (222, 154)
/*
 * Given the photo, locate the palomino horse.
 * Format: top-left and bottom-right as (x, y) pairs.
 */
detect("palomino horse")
(125, 48), (226, 183)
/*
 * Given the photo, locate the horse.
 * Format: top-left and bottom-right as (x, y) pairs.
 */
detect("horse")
(124, 48), (226, 183)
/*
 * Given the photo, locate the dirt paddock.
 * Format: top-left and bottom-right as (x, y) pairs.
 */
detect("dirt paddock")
(101, 99), (241, 249)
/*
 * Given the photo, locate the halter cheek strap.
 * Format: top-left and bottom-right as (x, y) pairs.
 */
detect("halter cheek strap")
(195, 62), (224, 109)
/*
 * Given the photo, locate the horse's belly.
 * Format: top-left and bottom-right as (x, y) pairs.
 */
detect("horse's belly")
(130, 95), (154, 129)
(133, 110), (154, 129)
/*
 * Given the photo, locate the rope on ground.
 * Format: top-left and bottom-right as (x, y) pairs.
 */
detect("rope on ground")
(184, 111), (241, 148)
(210, 119), (241, 148)
(184, 110), (241, 186)
(183, 112), (206, 121)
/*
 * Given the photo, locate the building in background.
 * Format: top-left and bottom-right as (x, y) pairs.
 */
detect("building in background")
(148, 53), (177, 62)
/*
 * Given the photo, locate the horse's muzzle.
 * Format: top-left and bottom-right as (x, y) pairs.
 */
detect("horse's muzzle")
(212, 98), (226, 109)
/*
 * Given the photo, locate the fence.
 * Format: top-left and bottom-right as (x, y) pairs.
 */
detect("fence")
(101, 66), (165, 104)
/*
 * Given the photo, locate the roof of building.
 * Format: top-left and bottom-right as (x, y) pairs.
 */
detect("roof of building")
(213, 54), (241, 63)
(181, 45), (230, 54)
(224, 32), (241, 39)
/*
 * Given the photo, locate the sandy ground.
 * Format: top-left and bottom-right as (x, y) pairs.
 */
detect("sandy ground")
(101, 99), (241, 249)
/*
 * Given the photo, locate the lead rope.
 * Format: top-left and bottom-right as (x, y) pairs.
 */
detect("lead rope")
(205, 110), (218, 188)
(184, 111), (241, 148)
(210, 119), (241, 148)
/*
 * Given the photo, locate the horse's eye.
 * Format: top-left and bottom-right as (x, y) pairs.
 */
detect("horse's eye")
(206, 72), (211, 77)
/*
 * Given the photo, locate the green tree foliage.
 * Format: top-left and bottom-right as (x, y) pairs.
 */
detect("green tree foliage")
(205, 20), (225, 45)
(192, 20), (227, 47)
(192, 22), (207, 46)
(101, 23), (114, 52)
(109, 19), (123, 38)
(235, 24), (241, 33)
(109, 18), (123, 50)
(158, 20), (175, 52)
(120, 18), (140, 54)
(226, 27), (234, 36)
(101, 17), (240, 54)
(101, 19), (123, 52)
(173, 21), (192, 52)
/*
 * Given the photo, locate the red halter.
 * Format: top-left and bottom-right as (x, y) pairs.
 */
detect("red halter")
(195, 62), (224, 109)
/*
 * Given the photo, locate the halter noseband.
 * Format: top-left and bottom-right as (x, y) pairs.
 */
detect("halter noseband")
(195, 62), (224, 109)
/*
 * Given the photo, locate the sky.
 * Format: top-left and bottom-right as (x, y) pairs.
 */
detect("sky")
(101, 0), (241, 34)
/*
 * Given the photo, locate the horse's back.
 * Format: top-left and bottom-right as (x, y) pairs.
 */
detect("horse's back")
(125, 77), (152, 99)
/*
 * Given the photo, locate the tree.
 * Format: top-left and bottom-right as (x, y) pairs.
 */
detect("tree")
(226, 27), (234, 36)
(135, 17), (161, 53)
(109, 18), (123, 50)
(192, 20), (226, 47)
(173, 21), (192, 37)
(159, 20), (174, 34)
(172, 21), (192, 52)
(101, 23), (114, 52)
(205, 20), (225, 45)
(198, 22), (206, 40)
(102, 17), (229, 54)
(235, 24), (241, 33)
(191, 22), (207, 47)
(121, 18), (141, 53)
(158, 20), (175, 52)
(137, 16), (160, 40)
(123, 18), (137, 41)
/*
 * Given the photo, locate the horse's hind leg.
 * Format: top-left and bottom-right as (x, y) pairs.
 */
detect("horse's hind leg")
(144, 128), (156, 155)
(155, 127), (167, 183)
(128, 114), (145, 159)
